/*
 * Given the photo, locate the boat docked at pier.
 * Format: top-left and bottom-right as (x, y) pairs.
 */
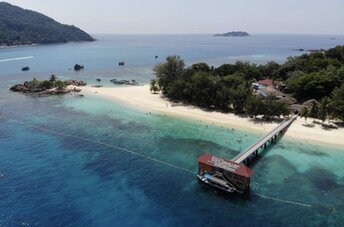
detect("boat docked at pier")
(197, 172), (236, 193)
(197, 153), (253, 194)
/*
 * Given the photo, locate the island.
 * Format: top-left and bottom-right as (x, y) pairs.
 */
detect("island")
(10, 75), (87, 96)
(214, 31), (250, 37)
(79, 45), (344, 147)
(149, 45), (344, 124)
(0, 2), (94, 47)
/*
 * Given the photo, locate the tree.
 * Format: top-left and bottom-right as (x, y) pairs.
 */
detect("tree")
(230, 84), (250, 113)
(190, 71), (218, 108)
(318, 97), (330, 123)
(330, 83), (344, 121)
(191, 63), (211, 73)
(149, 79), (159, 94)
(50, 74), (57, 83)
(300, 107), (309, 124)
(286, 70), (339, 101)
(30, 78), (40, 89)
(260, 96), (289, 120)
(153, 55), (185, 94)
(41, 80), (54, 89)
(309, 100), (319, 119)
(245, 96), (264, 117)
(326, 45), (344, 63)
(55, 80), (67, 90)
(258, 61), (280, 79)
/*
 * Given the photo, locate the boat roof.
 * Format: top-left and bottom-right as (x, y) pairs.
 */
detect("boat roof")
(204, 174), (229, 186)
(197, 153), (254, 178)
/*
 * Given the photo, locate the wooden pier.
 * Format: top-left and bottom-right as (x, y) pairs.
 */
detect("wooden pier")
(197, 115), (297, 193)
(231, 115), (297, 165)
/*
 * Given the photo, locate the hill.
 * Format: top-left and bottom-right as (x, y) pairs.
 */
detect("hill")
(214, 31), (250, 37)
(0, 2), (94, 46)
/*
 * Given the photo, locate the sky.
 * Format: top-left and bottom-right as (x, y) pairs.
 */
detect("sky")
(3, 0), (344, 35)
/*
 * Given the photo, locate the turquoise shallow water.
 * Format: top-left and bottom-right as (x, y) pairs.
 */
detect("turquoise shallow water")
(1, 35), (344, 226)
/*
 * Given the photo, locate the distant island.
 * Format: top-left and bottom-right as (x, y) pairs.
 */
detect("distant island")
(0, 2), (94, 47)
(214, 31), (250, 37)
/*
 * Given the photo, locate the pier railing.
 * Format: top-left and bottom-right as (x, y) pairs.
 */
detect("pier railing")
(232, 115), (297, 164)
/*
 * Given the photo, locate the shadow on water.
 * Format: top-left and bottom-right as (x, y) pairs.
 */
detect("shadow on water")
(196, 181), (252, 205)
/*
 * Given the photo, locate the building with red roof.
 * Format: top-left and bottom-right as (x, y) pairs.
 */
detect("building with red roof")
(197, 153), (253, 192)
(258, 79), (274, 87)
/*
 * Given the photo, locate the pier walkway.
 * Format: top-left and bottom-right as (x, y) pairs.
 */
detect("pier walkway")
(232, 115), (297, 164)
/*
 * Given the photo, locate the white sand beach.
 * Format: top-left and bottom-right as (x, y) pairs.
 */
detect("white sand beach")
(82, 85), (344, 147)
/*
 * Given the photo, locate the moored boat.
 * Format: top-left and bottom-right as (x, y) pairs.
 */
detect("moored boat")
(197, 153), (253, 194)
(197, 172), (236, 193)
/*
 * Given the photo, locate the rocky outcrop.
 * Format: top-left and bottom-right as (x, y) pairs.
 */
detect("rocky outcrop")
(74, 64), (84, 71)
(10, 77), (87, 97)
(66, 80), (87, 86)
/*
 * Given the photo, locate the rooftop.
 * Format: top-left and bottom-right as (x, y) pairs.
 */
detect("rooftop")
(198, 153), (254, 178)
(258, 79), (274, 86)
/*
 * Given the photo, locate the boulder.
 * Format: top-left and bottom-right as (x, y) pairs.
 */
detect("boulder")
(66, 80), (87, 86)
(10, 84), (28, 92)
(74, 64), (84, 71)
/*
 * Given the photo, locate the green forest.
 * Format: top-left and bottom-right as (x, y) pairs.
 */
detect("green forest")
(151, 45), (344, 122)
(0, 2), (94, 46)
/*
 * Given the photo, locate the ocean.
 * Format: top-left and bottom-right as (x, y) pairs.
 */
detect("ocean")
(0, 34), (344, 226)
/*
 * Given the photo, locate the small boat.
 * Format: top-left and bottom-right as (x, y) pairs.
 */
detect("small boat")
(110, 79), (139, 86)
(96, 78), (101, 82)
(21, 66), (30, 71)
(197, 172), (236, 193)
(118, 61), (125, 66)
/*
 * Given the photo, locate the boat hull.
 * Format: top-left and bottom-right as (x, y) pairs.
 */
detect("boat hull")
(197, 174), (237, 193)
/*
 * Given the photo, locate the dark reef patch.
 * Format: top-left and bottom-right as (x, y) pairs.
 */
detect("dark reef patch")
(306, 168), (340, 191)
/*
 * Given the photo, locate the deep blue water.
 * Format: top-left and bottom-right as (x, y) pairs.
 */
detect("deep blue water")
(1, 34), (344, 82)
(1, 35), (344, 226)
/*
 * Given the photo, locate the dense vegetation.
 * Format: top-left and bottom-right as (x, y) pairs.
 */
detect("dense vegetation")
(152, 56), (289, 119)
(0, 2), (94, 46)
(10, 75), (87, 96)
(152, 45), (344, 122)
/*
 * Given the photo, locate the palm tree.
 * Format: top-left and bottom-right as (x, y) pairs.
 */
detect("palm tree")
(300, 107), (309, 124)
(318, 97), (329, 123)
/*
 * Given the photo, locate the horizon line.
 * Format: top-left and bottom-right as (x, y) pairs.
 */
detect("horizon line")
(88, 32), (344, 36)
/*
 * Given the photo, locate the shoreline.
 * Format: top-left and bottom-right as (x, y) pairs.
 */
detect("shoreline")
(81, 85), (344, 147)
